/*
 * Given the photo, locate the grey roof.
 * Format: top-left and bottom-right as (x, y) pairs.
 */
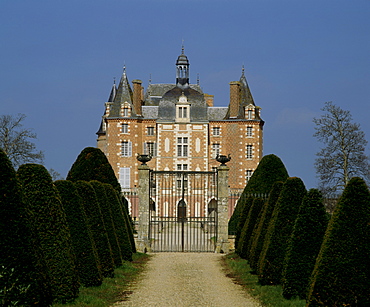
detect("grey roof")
(107, 82), (117, 102)
(158, 86), (208, 121)
(208, 107), (228, 121)
(142, 106), (158, 119)
(109, 71), (136, 117)
(144, 84), (203, 106)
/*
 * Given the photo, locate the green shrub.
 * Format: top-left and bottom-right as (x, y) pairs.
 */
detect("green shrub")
(0, 150), (52, 306)
(54, 180), (102, 287)
(17, 164), (79, 303)
(238, 198), (265, 260)
(307, 177), (370, 306)
(235, 196), (254, 252)
(90, 180), (123, 267)
(258, 177), (306, 285)
(282, 189), (328, 300)
(248, 181), (284, 273)
(121, 195), (137, 253)
(103, 184), (133, 261)
(67, 147), (121, 193)
(229, 154), (288, 235)
(74, 181), (115, 278)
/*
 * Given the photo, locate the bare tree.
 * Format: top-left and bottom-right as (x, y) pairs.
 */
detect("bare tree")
(313, 102), (369, 195)
(49, 168), (63, 181)
(0, 114), (44, 168)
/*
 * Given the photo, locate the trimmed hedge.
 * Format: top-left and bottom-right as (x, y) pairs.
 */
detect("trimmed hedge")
(229, 154), (288, 235)
(121, 194), (137, 253)
(307, 177), (370, 306)
(235, 196), (254, 252)
(282, 189), (328, 299)
(238, 197), (265, 260)
(103, 183), (133, 261)
(17, 164), (79, 303)
(75, 180), (115, 278)
(0, 150), (52, 306)
(54, 180), (103, 287)
(258, 177), (306, 285)
(90, 180), (123, 267)
(248, 181), (284, 273)
(67, 147), (121, 193)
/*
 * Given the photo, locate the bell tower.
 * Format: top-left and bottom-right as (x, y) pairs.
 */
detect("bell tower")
(176, 45), (190, 89)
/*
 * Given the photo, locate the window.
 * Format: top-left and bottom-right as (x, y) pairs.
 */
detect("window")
(212, 127), (220, 136)
(178, 107), (188, 118)
(119, 167), (130, 189)
(246, 145), (253, 159)
(247, 109), (253, 119)
(177, 137), (188, 157)
(122, 123), (128, 134)
(144, 142), (157, 156)
(246, 170), (253, 182)
(246, 126), (252, 137)
(212, 143), (220, 158)
(121, 141), (132, 157)
(123, 107), (129, 117)
(177, 164), (188, 190)
(147, 127), (154, 136)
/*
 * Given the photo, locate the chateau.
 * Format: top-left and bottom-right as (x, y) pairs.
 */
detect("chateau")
(96, 49), (264, 218)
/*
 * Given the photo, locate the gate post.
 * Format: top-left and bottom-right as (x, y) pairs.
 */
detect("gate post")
(216, 165), (230, 253)
(136, 164), (151, 253)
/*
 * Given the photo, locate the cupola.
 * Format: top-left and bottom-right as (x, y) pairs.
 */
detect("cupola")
(176, 46), (190, 89)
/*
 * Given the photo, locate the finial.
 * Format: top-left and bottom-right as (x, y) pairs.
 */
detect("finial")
(123, 64), (126, 74)
(149, 73), (152, 85)
(197, 73), (200, 85)
(181, 39), (185, 54)
(113, 77), (116, 85)
(242, 64), (245, 76)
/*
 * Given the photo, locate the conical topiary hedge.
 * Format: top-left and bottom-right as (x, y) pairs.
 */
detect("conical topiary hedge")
(238, 197), (265, 260)
(307, 177), (370, 306)
(248, 181), (284, 273)
(67, 147), (121, 193)
(0, 150), (53, 306)
(75, 180), (115, 278)
(229, 154), (288, 235)
(235, 196), (254, 253)
(104, 183), (133, 261)
(282, 189), (328, 299)
(120, 194), (137, 253)
(17, 164), (79, 303)
(90, 180), (123, 267)
(54, 180), (102, 287)
(258, 177), (306, 285)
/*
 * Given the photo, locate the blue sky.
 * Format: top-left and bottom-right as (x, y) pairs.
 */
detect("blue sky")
(1, 0), (369, 189)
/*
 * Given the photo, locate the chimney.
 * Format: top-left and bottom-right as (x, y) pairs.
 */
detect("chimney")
(229, 81), (240, 118)
(204, 94), (214, 107)
(132, 79), (143, 116)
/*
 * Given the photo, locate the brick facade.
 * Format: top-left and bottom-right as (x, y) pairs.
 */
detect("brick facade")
(96, 51), (264, 218)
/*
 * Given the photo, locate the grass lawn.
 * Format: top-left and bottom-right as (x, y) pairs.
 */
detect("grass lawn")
(53, 253), (150, 307)
(221, 253), (306, 307)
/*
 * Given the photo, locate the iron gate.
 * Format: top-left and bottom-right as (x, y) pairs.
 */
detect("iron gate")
(149, 170), (218, 252)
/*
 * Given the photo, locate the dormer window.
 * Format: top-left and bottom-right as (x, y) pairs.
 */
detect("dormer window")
(176, 92), (190, 122)
(178, 106), (188, 118)
(247, 109), (253, 119)
(123, 107), (129, 117)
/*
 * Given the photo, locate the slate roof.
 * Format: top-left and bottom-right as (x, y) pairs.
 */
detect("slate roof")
(208, 107), (228, 121)
(144, 84), (203, 106)
(142, 106), (158, 119)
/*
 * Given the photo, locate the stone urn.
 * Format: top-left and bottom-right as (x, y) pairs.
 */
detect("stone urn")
(216, 154), (231, 166)
(136, 154), (152, 165)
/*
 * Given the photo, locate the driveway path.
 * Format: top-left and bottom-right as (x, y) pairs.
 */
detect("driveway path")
(114, 253), (261, 307)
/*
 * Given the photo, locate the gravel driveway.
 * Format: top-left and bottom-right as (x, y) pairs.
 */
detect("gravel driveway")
(114, 253), (261, 307)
